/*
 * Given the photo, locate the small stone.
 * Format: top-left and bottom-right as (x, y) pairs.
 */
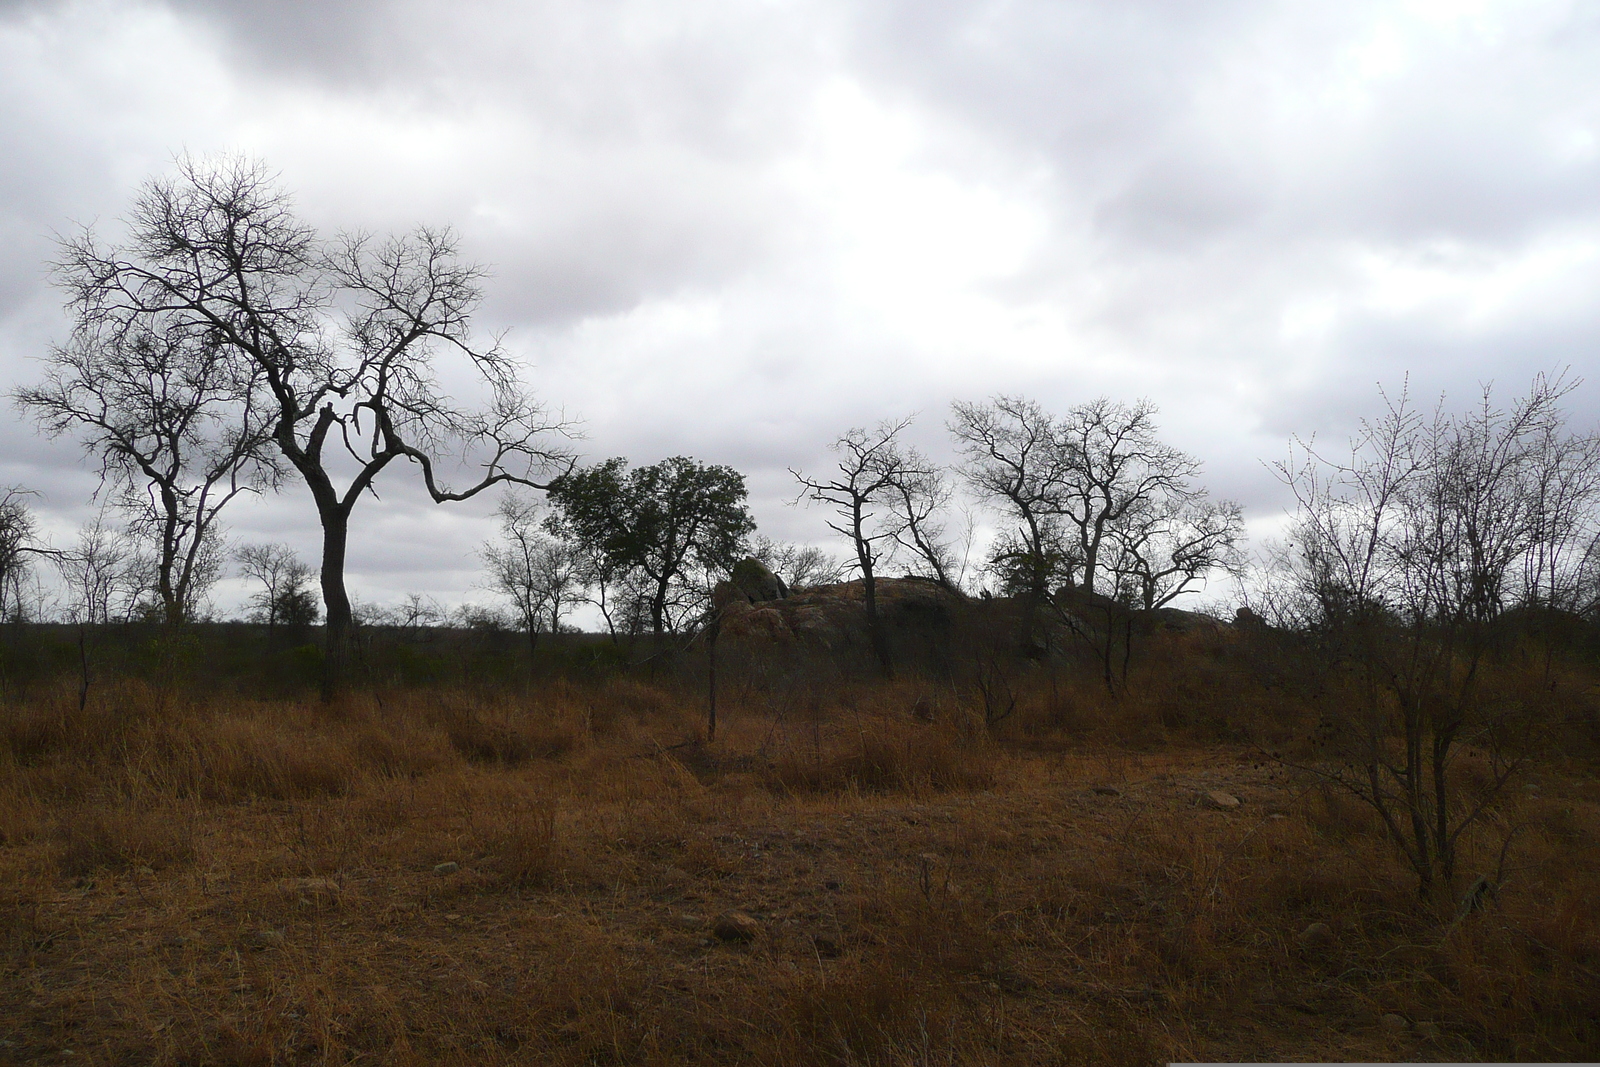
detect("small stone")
(1200, 791), (1241, 810)
(990, 967), (1035, 994)
(433, 861), (460, 875)
(253, 928), (285, 948)
(712, 910), (762, 942)
(669, 912), (703, 930)
(1381, 1013), (1408, 1032)
(1092, 786), (1121, 796)
(1268, 813), (1288, 821)
(812, 935), (841, 958)
(823, 880), (842, 891)
(1295, 921), (1335, 948)
(135, 866), (155, 876)
(1415, 1021), (1440, 1040)
(291, 877), (340, 905)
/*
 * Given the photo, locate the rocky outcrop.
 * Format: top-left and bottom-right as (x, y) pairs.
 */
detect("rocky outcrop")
(717, 576), (962, 652)
(1051, 586), (1228, 635)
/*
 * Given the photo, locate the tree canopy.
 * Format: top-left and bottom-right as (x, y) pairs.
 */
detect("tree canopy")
(545, 456), (754, 639)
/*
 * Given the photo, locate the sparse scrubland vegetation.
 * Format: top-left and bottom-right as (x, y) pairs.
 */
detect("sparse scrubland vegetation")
(4, 156), (1600, 1064)
(1, 610), (1597, 1065)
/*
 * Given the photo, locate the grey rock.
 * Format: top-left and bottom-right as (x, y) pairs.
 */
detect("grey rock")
(1381, 1013), (1408, 1032)
(712, 910), (762, 942)
(731, 558), (787, 602)
(1199, 790), (1241, 810)
(433, 861), (460, 875)
(1295, 921), (1335, 948)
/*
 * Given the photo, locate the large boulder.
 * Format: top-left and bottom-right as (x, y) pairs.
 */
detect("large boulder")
(730, 558), (788, 602)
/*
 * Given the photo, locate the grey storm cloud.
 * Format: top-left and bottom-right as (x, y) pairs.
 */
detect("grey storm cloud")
(1, 0), (1597, 612)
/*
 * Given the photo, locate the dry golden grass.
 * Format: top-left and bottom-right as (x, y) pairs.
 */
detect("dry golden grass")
(0, 655), (1596, 1065)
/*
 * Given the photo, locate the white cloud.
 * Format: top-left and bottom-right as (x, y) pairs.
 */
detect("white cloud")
(1, 0), (1597, 616)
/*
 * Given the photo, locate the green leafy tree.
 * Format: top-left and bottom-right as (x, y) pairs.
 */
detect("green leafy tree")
(545, 456), (755, 642)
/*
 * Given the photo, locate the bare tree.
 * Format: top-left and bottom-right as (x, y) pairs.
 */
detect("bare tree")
(791, 418), (928, 673)
(1276, 374), (1578, 899)
(236, 542), (318, 641)
(483, 493), (583, 660)
(1054, 398), (1206, 598)
(1109, 496), (1246, 611)
(58, 155), (573, 693)
(949, 397), (1072, 601)
(381, 593), (445, 639)
(884, 463), (963, 592)
(1520, 421), (1600, 615)
(749, 535), (848, 591)
(0, 488), (43, 624)
(56, 514), (142, 710)
(17, 323), (276, 625)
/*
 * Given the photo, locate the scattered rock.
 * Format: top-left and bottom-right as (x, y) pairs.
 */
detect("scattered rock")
(669, 912), (703, 931)
(253, 928), (285, 948)
(1092, 786), (1121, 796)
(289, 877), (341, 906)
(989, 967), (1035, 995)
(1294, 921), (1335, 948)
(1381, 1013), (1409, 1032)
(823, 880), (842, 891)
(134, 866), (155, 876)
(1455, 874), (1498, 919)
(1415, 1021), (1440, 1040)
(1268, 813), (1288, 821)
(811, 935), (841, 958)
(1199, 791), (1241, 810)
(433, 861), (460, 876)
(712, 910), (762, 942)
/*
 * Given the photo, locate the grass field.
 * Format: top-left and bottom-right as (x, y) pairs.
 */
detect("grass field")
(2, 629), (1597, 1065)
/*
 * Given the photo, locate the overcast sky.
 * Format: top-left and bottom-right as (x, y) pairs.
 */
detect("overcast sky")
(2, 0), (1597, 615)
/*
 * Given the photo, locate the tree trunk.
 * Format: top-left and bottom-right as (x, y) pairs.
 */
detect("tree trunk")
(319, 509), (353, 701)
(650, 580), (669, 658)
(862, 569), (892, 676)
(706, 613), (720, 742)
